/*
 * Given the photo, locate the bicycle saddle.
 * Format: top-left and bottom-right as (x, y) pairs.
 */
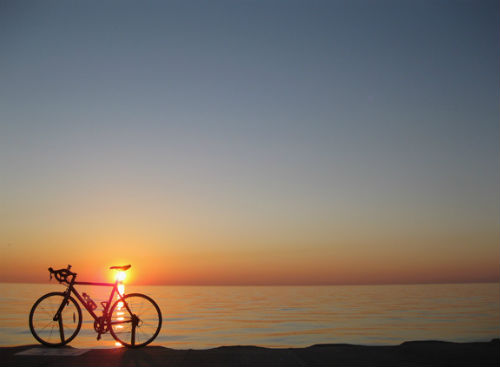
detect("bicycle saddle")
(109, 264), (131, 271)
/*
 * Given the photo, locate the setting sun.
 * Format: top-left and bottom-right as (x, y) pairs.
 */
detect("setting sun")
(116, 271), (126, 282)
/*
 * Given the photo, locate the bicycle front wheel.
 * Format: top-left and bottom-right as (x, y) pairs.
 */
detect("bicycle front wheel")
(109, 293), (162, 347)
(29, 292), (82, 346)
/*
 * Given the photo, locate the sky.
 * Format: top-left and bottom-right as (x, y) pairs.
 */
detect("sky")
(0, 0), (499, 285)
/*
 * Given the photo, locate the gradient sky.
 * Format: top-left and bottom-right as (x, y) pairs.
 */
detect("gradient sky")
(1, 0), (499, 285)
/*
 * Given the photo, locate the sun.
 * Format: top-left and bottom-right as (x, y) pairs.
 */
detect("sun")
(116, 271), (126, 282)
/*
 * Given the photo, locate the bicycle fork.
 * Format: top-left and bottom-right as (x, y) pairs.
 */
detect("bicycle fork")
(53, 291), (71, 343)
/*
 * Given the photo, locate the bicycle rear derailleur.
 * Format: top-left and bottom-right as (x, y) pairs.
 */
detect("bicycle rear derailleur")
(94, 316), (109, 340)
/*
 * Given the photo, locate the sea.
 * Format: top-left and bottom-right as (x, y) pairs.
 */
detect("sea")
(0, 282), (498, 349)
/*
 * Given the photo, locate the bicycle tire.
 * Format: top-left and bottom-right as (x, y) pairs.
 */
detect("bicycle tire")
(29, 292), (82, 347)
(108, 293), (162, 348)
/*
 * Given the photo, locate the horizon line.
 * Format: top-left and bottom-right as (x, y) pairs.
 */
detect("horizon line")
(1, 280), (498, 287)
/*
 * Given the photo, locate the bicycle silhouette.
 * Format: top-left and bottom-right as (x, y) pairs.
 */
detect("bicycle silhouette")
(29, 265), (162, 348)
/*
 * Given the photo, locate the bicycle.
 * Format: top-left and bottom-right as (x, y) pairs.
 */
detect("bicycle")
(29, 264), (162, 348)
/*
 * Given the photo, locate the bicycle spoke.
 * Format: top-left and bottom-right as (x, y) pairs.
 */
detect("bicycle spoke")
(137, 299), (146, 315)
(137, 327), (148, 344)
(39, 320), (55, 331)
(39, 304), (55, 319)
(110, 319), (133, 325)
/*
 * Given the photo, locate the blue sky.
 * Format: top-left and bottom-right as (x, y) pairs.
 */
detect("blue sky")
(0, 0), (498, 284)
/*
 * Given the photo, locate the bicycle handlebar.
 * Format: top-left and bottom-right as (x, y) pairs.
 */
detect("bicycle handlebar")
(48, 265), (76, 284)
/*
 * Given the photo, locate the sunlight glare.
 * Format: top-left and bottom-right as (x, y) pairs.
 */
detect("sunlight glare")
(116, 271), (126, 282)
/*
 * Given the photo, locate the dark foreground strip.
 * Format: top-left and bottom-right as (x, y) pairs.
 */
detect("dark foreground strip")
(2, 339), (499, 367)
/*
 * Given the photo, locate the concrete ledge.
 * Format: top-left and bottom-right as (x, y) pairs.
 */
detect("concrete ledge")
(1, 339), (499, 367)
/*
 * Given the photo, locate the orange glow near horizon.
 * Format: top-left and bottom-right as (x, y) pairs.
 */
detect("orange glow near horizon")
(0, 237), (498, 285)
(0, 252), (498, 285)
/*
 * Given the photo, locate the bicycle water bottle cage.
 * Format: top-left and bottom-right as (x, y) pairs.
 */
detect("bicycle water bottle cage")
(83, 293), (98, 311)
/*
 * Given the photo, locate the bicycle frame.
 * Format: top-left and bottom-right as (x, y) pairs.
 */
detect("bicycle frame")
(55, 274), (133, 328)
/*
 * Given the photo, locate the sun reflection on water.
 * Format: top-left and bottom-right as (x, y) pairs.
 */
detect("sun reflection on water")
(114, 271), (126, 348)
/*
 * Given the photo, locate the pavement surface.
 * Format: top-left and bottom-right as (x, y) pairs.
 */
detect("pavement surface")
(1, 340), (499, 367)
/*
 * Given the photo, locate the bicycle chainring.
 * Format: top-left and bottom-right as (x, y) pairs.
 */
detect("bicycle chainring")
(94, 316), (109, 334)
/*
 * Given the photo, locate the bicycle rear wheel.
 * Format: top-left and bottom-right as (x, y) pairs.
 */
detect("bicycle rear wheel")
(29, 292), (82, 346)
(109, 293), (162, 347)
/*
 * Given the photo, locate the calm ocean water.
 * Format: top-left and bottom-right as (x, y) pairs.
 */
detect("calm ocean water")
(0, 283), (498, 348)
